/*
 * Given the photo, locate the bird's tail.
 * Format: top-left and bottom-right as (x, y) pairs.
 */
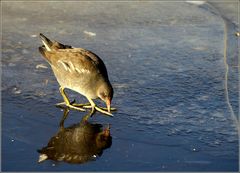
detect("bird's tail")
(39, 33), (53, 51)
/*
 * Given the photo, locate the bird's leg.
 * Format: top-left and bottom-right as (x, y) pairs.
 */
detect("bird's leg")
(57, 87), (85, 112)
(56, 99), (77, 106)
(86, 98), (96, 117)
(57, 100), (91, 108)
(87, 97), (113, 117)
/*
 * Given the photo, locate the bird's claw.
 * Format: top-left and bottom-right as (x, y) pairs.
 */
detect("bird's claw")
(72, 102), (91, 107)
(72, 102), (117, 113)
(56, 101), (116, 117)
(55, 101), (86, 111)
(94, 106), (114, 117)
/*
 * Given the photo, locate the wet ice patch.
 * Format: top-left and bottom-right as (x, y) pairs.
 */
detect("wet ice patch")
(8, 63), (16, 67)
(184, 160), (211, 164)
(113, 83), (129, 89)
(83, 30), (96, 37)
(197, 95), (209, 101)
(12, 87), (21, 94)
(36, 64), (48, 69)
(186, 1), (205, 5)
(30, 34), (37, 38)
(22, 49), (29, 54)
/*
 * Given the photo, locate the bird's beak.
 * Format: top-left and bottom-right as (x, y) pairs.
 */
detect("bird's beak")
(106, 98), (111, 113)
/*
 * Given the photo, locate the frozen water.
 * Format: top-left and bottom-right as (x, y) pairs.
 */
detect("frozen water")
(2, 1), (239, 172)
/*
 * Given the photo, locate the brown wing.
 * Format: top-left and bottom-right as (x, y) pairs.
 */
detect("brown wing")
(40, 48), (109, 78)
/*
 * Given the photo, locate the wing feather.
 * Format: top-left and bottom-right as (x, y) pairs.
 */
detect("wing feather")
(44, 48), (108, 78)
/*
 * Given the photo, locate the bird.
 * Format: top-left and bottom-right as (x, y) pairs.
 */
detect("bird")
(38, 33), (115, 117)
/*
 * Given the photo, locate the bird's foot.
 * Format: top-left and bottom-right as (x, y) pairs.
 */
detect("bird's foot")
(71, 101), (117, 112)
(91, 105), (115, 117)
(63, 104), (116, 117)
(66, 104), (86, 111)
(55, 100), (116, 116)
(96, 106), (117, 111)
(72, 102), (91, 108)
(55, 100), (85, 112)
(56, 100), (75, 107)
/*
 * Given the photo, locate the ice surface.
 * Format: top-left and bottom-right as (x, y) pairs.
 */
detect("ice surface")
(2, 1), (239, 171)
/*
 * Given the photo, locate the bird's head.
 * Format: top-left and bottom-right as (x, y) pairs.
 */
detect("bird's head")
(97, 82), (113, 113)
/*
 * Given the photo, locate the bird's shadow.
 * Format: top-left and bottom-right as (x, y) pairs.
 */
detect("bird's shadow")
(37, 108), (112, 164)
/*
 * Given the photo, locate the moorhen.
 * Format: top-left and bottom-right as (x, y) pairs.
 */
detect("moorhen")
(39, 33), (115, 116)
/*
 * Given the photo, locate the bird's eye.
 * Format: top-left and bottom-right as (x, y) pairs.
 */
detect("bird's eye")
(100, 92), (107, 98)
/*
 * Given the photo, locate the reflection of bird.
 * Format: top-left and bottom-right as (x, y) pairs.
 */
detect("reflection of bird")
(39, 33), (115, 116)
(38, 109), (112, 164)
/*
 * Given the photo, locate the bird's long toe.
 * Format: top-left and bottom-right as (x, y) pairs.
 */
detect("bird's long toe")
(97, 107), (117, 111)
(72, 103), (116, 112)
(95, 106), (113, 117)
(63, 103), (86, 111)
(56, 101), (87, 112)
(55, 101), (66, 107)
(72, 102), (91, 108)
